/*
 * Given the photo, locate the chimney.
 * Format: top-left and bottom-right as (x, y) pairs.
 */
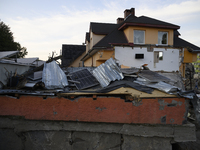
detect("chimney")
(124, 8), (135, 19)
(117, 17), (124, 24)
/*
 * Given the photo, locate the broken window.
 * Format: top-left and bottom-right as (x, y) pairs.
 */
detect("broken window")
(154, 51), (163, 63)
(134, 30), (145, 44)
(159, 52), (163, 60)
(158, 31), (168, 45)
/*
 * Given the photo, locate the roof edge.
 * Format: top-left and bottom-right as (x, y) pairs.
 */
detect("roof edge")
(118, 22), (180, 30)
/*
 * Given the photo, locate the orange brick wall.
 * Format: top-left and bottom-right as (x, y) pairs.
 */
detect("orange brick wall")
(0, 96), (188, 125)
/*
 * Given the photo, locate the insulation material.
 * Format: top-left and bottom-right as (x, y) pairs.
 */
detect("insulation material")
(42, 61), (68, 89)
(93, 58), (124, 87)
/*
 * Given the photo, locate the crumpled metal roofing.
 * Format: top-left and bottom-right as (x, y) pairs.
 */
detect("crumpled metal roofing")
(120, 68), (140, 75)
(134, 79), (179, 94)
(93, 58), (124, 87)
(42, 61), (68, 89)
(69, 69), (99, 90)
(138, 70), (171, 82)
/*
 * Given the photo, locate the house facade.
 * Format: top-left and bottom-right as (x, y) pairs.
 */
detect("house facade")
(81, 8), (200, 74)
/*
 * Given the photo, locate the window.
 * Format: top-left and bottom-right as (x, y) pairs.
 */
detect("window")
(135, 54), (144, 59)
(154, 51), (163, 63)
(158, 31), (168, 45)
(134, 30), (145, 44)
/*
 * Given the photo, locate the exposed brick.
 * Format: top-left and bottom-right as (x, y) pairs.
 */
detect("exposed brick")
(0, 96), (187, 125)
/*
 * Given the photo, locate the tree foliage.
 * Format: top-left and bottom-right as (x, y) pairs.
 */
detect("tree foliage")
(193, 55), (200, 73)
(0, 21), (28, 58)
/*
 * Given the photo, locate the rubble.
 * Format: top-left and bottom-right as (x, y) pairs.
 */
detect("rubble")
(0, 57), (193, 93)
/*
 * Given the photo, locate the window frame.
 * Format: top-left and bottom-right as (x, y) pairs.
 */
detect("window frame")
(158, 31), (168, 45)
(154, 51), (164, 64)
(134, 30), (145, 44)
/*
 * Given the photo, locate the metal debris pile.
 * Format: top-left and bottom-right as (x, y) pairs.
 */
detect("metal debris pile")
(0, 56), (186, 95)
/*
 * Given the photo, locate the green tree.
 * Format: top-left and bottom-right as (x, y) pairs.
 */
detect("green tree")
(0, 21), (28, 58)
(193, 55), (200, 73)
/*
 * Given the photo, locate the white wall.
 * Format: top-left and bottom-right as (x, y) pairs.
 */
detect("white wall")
(115, 46), (179, 72)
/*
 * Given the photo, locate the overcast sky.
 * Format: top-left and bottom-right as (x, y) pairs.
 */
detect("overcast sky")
(0, 0), (200, 60)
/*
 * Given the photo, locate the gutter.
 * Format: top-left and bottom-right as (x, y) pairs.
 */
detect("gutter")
(110, 43), (134, 47)
(118, 23), (180, 30)
(188, 49), (200, 53)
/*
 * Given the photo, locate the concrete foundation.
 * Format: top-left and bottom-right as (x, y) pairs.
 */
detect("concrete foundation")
(0, 117), (196, 150)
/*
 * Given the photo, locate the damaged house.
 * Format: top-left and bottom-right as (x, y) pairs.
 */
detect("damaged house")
(80, 8), (200, 76)
(1, 8), (200, 150)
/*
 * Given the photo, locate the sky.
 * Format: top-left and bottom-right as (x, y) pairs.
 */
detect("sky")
(0, 0), (200, 60)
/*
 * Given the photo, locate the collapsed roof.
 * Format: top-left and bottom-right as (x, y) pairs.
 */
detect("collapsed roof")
(0, 58), (190, 96)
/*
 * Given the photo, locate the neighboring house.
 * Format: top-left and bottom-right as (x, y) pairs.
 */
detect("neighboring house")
(81, 8), (200, 75)
(62, 44), (86, 67)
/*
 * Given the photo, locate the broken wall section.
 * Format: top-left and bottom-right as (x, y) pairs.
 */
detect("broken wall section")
(115, 46), (179, 72)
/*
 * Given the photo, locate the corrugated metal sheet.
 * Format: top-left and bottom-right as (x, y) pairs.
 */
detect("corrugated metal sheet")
(134, 79), (178, 94)
(138, 70), (171, 82)
(63, 67), (96, 73)
(157, 72), (185, 90)
(42, 61), (68, 89)
(93, 58), (124, 87)
(120, 68), (139, 75)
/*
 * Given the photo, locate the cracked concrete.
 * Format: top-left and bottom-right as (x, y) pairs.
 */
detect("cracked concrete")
(0, 117), (196, 150)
